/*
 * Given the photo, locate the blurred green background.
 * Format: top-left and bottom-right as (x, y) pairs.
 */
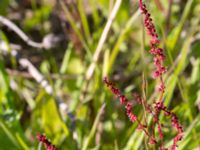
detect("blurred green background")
(0, 0), (200, 149)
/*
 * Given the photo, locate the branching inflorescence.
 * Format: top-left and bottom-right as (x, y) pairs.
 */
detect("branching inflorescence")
(103, 1), (183, 149)
(37, 134), (58, 150)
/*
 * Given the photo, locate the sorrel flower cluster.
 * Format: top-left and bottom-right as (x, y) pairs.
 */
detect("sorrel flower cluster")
(104, 78), (183, 149)
(104, 77), (156, 143)
(139, 0), (183, 148)
(103, 1), (183, 149)
(139, 0), (167, 94)
(37, 133), (58, 150)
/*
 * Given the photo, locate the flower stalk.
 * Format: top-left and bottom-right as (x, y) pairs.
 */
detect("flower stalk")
(103, 1), (183, 149)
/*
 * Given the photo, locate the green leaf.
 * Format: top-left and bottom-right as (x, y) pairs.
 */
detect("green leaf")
(41, 97), (69, 138)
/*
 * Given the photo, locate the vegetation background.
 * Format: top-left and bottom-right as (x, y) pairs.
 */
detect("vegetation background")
(0, 0), (200, 149)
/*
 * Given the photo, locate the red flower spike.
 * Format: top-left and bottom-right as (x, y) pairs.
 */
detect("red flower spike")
(158, 82), (165, 92)
(139, 0), (159, 47)
(150, 37), (160, 46)
(158, 123), (164, 139)
(148, 137), (157, 145)
(125, 102), (132, 112)
(125, 102), (137, 122)
(153, 70), (161, 78)
(103, 0), (183, 148)
(120, 95), (128, 105)
(104, 78), (138, 123)
(170, 113), (183, 149)
(164, 110), (171, 116)
(170, 145), (178, 150)
(37, 134), (58, 150)
(152, 66), (167, 79)
(37, 134), (46, 143)
(150, 48), (164, 55)
(159, 145), (166, 150)
(159, 54), (166, 61)
(133, 93), (143, 104)
(160, 66), (167, 74)
(153, 57), (161, 66)
(127, 112), (137, 122)
(103, 77), (121, 97)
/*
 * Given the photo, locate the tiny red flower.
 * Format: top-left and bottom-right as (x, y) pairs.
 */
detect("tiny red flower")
(37, 133), (58, 150)
(158, 123), (164, 139)
(148, 136), (157, 145)
(158, 82), (165, 92)
(120, 95), (128, 104)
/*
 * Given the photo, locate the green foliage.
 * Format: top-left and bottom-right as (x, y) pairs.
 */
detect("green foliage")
(0, 0), (200, 149)
(0, 0), (9, 15)
(23, 5), (52, 31)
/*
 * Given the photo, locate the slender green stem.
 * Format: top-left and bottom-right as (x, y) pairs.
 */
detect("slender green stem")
(77, 0), (91, 41)
(82, 103), (106, 150)
(141, 14), (150, 150)
(60, 0), (92, 60)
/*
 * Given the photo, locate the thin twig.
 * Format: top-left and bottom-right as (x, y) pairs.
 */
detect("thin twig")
(141, 14), (149, 150)
(82, 103), (106, 150)
(19, 58), (53, 94)
(6, 68), (77, 80)
(140, 16), (148, 126)
(0, 15), (44, 49)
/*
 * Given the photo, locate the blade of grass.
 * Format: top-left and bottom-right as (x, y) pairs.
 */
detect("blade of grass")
(102, 49), (110, 78)
(0, 57), (14, 109)
(0, 121), (21, 149)
(16, 133), (29, 150)
(190, 58), (200, 84)
(88, 0), (99, 26)
(41, 96), (69, 137)
(59, 0), (85, 43)
(60, 44), (73, 74)
(77, 0), (91, 42)
(82, 103), (106, 150)
(164, 35), (192, 113)
(166, 0), (194, 51)
(59, 0), (92, 60)
(0, 31), (16, 67)
(124, 130), (145, 150)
